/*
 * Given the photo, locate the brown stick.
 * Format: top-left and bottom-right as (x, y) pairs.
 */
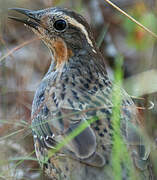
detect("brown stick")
(104, 0), (157, 39)
(0, 36), (41, 62)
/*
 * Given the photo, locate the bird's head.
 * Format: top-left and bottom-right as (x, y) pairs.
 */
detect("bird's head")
(9, 7), (98, 68)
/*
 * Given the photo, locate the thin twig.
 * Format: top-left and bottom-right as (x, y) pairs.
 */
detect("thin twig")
(104, 0), (157, 39)
(0, 35), (14, 59)
(0, 37), (40, 63)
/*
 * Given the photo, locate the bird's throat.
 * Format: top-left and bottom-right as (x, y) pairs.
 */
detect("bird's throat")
(32, 27), (73, 68)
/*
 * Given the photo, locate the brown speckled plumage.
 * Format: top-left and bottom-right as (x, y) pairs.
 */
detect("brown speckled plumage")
(10, 7), (153, 180)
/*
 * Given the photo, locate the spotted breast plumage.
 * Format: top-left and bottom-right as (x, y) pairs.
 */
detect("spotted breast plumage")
(9, 7), (153, 180)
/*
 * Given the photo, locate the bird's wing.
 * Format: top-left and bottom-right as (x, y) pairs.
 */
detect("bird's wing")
(32, 102), (106, 167)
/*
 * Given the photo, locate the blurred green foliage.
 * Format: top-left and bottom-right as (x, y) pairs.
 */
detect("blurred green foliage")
(123, 2), (157, 50)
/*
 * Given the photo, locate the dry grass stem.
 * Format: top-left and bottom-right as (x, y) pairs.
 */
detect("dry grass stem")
(104, 0), (157, 39)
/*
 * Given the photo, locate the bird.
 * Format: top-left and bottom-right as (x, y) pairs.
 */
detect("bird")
(9, 7), (153, 180)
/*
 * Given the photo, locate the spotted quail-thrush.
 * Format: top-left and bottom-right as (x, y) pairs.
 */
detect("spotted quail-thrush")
(9, 7), (153, 180)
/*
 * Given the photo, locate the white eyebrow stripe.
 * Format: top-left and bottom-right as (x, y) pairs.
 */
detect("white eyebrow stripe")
(64, 15), (94, 48)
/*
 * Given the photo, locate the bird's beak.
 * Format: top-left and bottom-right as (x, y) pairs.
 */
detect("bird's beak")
(8, 8), (40, 30)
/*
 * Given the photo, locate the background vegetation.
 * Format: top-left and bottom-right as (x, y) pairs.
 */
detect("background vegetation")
(0, 0), (157, 179)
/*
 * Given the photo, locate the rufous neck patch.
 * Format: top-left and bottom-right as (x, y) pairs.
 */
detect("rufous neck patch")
(51, 37), (73, 68)
(31, 27), (73, 68)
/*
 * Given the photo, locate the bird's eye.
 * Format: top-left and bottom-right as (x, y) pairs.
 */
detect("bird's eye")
(53, 19), (67, 32)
